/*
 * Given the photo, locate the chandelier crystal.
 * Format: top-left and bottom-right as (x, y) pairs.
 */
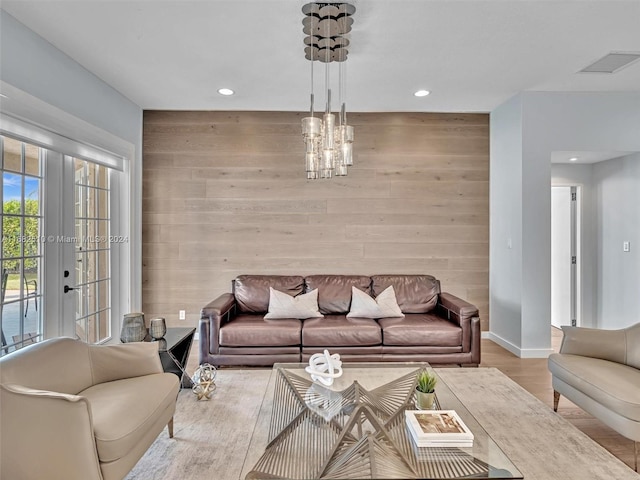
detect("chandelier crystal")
(301, 2), (355, 179)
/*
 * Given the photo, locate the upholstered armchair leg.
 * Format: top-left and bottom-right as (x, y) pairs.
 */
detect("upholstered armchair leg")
(634, 441), (637, 472)
(553, 391), (560, 412)
(168, 417), (174, 438)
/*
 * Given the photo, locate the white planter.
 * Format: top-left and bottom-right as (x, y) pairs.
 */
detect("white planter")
(416, 390), (435, 410)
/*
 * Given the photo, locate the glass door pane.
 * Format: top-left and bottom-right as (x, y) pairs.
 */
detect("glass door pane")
(74, 158), (111, 343)
(1, 137), (43, 355)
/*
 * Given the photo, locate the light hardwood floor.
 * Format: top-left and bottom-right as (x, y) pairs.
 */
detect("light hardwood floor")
(186, 327), (636, 470)
(480, 327), (635, 470)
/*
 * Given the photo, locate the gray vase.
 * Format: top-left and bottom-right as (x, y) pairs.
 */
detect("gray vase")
(120, 312), (147, 342)
(149, 317), (167, 339)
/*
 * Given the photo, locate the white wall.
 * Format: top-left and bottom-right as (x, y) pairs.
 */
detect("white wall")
(551, 164), (596, 328)
(491, 92), (640, 356)
(489, 95), (523, 352)
(594, 153), (640, 329)
(0, 11), (143, 319)
(0, 11), (141, 145)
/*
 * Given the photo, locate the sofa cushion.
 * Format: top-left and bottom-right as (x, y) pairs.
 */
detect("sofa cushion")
(220, 314), (302, 347)
(302, 315), (382, 346)
(233, 275), (304, 314)
(264, 287), (323, 319)
(80, 373), (179, 463)
(0, 337), (93, 395)
(548, 353), (640, 422)
(347, 286), (403, 319)
(378, 313), (462, 346)
(371, 275), (440, 313)
(304, 275), (372, 314)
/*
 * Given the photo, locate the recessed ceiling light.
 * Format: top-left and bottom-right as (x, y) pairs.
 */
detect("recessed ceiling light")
(569, 157), (578, 162)
(414, 90), (431, 97)
(217, 88), (234, 96)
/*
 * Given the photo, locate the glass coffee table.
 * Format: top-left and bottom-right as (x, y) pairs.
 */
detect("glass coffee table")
(245, 362), (523, 480)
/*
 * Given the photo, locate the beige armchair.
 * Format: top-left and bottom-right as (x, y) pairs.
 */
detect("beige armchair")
(0, 337), (180, 480)
(548, 323), (640, 471)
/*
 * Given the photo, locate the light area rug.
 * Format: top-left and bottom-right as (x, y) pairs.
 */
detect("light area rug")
(126, 367), (639, 480)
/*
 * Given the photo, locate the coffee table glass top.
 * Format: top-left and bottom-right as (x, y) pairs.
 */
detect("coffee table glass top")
(246, 362), (523, 480)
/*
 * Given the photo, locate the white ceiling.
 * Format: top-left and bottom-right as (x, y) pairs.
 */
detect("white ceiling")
(2, 0), (640, 112)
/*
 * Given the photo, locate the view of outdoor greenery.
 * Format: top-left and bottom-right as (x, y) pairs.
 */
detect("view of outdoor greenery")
(2, 199), (40, 272)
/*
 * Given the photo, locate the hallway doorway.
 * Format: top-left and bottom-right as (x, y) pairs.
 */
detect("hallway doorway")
(551, 186), (580, 328)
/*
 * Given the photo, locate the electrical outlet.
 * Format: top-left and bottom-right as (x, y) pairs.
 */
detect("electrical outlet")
(179, 310), (186, 320)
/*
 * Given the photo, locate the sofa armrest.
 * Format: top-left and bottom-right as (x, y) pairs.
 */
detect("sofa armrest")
(1, 384), (103, 480)
(559, 326), (626, 364)
(200, 293), (237, 361)
(437, 292), (480, 361)
(437, 292), (479, 325)
(89, 341), (163, 384)
(201, 293), (236, 319)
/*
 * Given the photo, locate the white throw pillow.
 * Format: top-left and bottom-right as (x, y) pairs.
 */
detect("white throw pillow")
(347, 285), (404, 319)
(264, 287), (323, 319)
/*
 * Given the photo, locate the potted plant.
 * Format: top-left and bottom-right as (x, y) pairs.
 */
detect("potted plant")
(415, 370), (437, 410)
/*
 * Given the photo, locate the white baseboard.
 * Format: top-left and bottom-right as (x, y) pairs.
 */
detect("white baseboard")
(485, 331), (553, 359)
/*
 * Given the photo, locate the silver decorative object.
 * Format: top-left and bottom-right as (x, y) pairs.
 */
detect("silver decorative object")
(120, 312), (146, 342)
(149, 317), (167, 339)
(191, 363), (217, 401)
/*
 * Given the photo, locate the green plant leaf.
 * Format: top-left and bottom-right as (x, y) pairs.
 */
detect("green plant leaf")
(416, 370), (437, 393)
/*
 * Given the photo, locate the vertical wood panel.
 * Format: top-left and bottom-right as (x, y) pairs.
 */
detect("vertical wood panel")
(142, 111), (489, 330)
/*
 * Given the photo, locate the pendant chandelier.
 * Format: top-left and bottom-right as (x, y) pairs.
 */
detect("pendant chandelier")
(301, 2), (355, 179)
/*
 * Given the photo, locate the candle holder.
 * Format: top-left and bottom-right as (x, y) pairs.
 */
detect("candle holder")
(120, 313), (147, 342)
(149, 317), (167, 340)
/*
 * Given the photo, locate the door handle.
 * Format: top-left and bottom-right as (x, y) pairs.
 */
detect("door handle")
(64, 285), (75, 293)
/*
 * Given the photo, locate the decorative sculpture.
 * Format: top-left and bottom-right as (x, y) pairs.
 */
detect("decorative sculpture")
(305, 349), (343, 386)
(191, 363), (217, 401)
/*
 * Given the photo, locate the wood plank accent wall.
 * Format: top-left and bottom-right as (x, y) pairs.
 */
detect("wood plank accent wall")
(142, 111), (489, 330)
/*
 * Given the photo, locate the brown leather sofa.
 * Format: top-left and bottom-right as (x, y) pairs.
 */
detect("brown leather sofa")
(199, 274), (481, 367)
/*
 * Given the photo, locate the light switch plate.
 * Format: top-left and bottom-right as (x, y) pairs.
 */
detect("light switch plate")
(623, 241), (630, 252)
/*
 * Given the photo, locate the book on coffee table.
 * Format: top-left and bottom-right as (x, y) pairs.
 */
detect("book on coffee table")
(405, 410), (474, 448)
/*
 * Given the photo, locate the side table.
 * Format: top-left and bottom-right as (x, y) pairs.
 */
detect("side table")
(146, 327), (196, 388)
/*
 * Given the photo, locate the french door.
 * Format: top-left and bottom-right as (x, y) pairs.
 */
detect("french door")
(1, 136), (115, 354)
(71, 158), (112, 343)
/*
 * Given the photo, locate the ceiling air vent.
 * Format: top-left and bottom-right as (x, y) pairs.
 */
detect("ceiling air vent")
(579, 52), (640, 74)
